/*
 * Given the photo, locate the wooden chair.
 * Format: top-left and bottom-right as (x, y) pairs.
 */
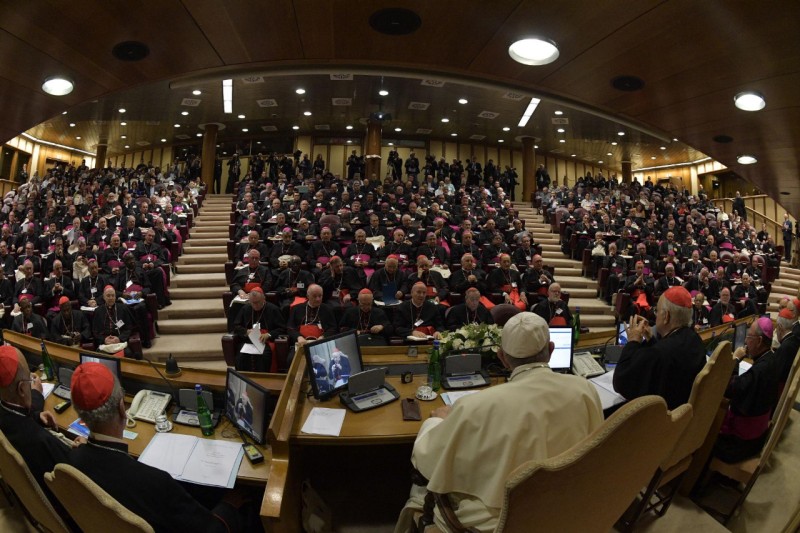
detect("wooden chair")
(699, 357), (800, 524)
(425, 397), (692, 533)
(620, 341), (735, 530)
(45, 463), (153, 533)
(0, 430), (70, 533)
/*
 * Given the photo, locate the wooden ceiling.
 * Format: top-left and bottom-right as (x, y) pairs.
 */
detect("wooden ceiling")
(2, 1), (798, 211)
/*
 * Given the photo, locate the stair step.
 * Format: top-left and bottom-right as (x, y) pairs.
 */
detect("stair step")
(176, 263), (225, 274)
(564, 297), (612, 312)
(171, 273), (226, 288)
(553, 275), (596, 289)
(159, 298), (225, 319)
(195, 219), (230, 227)
(143, 333), (225, 362)
(158, 318), (228, 334)
(183, 245), (225, 255)
(187, 231), (228, 239)
(184, 238), (229, 247)
(577, 315), (616, 326)
(194, 225), (230, 233)
(561, 288), (597, 298)
(178, 253), (228, 264)
(170, 286), (226, 299)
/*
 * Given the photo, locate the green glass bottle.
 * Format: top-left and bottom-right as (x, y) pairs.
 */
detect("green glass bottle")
(195, 384), (214, 436)
(573, 307), (581, 346)
(40, 338), (55, 381)
(428, 340), (441, 391)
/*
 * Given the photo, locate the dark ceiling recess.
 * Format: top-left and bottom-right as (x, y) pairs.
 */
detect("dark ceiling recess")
(781, 191), (790, 196)
(713, 134), (734, 143)
(369, 8), (422, 35)
(611, 75), (645, 92)
(112, 41), (150, 61)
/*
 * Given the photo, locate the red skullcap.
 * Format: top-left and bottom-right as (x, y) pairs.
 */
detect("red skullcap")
(71, 363), (115, 411)
(58, 296), (70, 305)
(663, 286), (692, 308)
(0, 346), (19, 387)
(793, 299), (800, 312)
(779, 307), (795, 320)
(250, 287), (264, 294)
(387, 254), (400, 261)
(358, 288), (372, 296)
(104, 285), (114, 292)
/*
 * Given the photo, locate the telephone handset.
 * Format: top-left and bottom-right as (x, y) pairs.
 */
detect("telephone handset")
(127, 389), (172, 425)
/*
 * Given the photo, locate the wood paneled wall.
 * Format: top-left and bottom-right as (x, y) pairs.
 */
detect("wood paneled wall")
(5, 135), (96, 178)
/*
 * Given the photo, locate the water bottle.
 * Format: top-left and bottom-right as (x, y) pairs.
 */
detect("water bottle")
(195, 384), (214, 436)
(41, 338), (55, 381)
(427, 340), (441, 392)
(573, 307), (581, 346)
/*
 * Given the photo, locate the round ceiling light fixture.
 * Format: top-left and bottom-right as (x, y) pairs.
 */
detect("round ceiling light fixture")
(192, 90), (202, 96)
(369, 8), (422, 35)
(379, 90), (389, 96)
(734, 91), (766, 111)
(458, 98), (468, 105)
(111, 41), (150, 62)
(295, 88), (306, 95)
(42, 76), (74, 96)
(737, 155), (757, 165)
(345, 125), (353, 130)
(508, 37), (560, 66)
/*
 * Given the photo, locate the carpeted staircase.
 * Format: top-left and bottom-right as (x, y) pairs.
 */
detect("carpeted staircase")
(143, 194), (231, 363)
(767, 264), (800, 312)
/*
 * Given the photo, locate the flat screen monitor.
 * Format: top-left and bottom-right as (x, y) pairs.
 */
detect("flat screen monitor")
(79, 353), (121, 380)
(617, 322), (628, 345)
(734, 322), (748, 351)
(304, 330), (364, 400)
(225, 369), (274, 445)
(548, 327), (573, 372)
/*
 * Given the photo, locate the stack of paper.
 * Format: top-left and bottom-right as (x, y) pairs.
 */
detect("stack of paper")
(440, 390), (480, 406)
(138, 433), (244, 488)
(301, 408), (346, 436)
(589, 369), (626, 410)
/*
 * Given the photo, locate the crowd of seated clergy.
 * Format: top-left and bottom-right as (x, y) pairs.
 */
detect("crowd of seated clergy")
(224, 150), (579, 366)
(539, 176), (777, 323)
(0, 157), (201, 357)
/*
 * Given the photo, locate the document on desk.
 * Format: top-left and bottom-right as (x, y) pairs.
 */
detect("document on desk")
(42, 382), (55, 399)
(440, 390), (480, 406)
(589, 369), (626, 410)
(301, 407), (346, 437)
(139, 433), (244, 488)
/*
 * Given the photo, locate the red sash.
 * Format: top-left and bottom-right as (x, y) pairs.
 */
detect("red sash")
(722, 314), (735, 323)
(426, 285), (436, 298)
(290, 296), (308, 308)
(549, 316), (568, 327)
(414, 325), (436, 336)
(632, 290), (650, 311)
(244, 282), (261, 293)
(317, 256), (331, 265)
(501, 285), (526, 311)
(479, 296), (495, 310)
(299, 324), (324, 340)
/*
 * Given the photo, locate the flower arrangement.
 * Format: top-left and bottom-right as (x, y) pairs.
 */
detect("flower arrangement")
(439, 323), (503, 360)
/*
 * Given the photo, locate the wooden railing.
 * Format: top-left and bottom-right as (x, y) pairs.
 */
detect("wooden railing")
(712, 194), (793, 246)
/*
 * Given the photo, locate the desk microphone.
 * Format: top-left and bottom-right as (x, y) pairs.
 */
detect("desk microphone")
(142, 356), (180, 401)
(165, 353), (182, 378)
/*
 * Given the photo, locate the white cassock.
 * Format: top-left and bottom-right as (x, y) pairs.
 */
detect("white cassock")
(395, 364), (603, 532)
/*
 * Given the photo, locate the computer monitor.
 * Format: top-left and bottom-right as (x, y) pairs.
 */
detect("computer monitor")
(617, 322), (628, 345)
(79, 353), (121, 380)
(304, 330), (364, 400)
(548, 327), (573, 372)
(225, 369), (274, 445)
(734, 322), (748, 351)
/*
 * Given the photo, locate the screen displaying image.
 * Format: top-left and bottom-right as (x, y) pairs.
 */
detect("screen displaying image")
(225, 370), (270, 445)
(548, 327), (573, 371)
(79, 353), (121, 379)
(617, 323), (628, 345)
(305, 331), (363, 399)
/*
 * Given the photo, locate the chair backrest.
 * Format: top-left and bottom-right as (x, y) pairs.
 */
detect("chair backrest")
(45, 463), (154, 533)
(0, 430), (70, 533)
(495, 397), (693, 533)
(663, 340), (735, 469)
(769, 358), (800, 448)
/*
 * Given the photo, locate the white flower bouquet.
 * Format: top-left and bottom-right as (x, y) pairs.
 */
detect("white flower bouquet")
(439, 323), (503, 361)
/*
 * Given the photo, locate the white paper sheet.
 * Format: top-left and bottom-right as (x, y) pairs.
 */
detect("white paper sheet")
(738, 360), (752, 376)
(440, 390), (480, 406)
(301, 407), (346, 436)
(138, 433), (198, 478)
(180, 439), (244, 488)
(589, 368), (627, 410)
(42, 382), (55, 399)
(247, 330), (266, 353)
(241, 343), (264, 355)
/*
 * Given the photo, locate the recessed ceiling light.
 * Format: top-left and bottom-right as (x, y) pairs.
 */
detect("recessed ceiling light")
(192, 90), (202, 96)
(174, 124), (180, 128)
(673, 138), (678, 141)
(196, 133), (202, 137)
(62, 111), (67, 115)
(557, 128), (565, 133)
(554, 110), (563, 116)
(379, 90), (389, 96)
(124, 145), (129, 148)
(611, 141), (618, 146)
(238, 114), (245, 119)
(256, 141), (261, 145)
(441, 118), (450, 123)
(69, 123), (75, 127)
(451, 133), (457, 137)
(737, 155), (758, 165)
(607, 152), (612, 156)
(346, 125), (353, 130)
(303, 111), (312, 116)
(458, 98), (468, 105)
(75, 136), (81, 140)
(181, 111), (189, 116)
(120, 122), (127, 126)
(651, 156), (657, 160)
(292, 125), (299, 130)
(242, 128), (249, 132)
(502, 127), (510, 132)
(395, 127), (401, 132)
(598, 161), (603, 164)
(346, 140), (352, 143)
(559, 139), (566, 143)
(734, 91), (766, 111)
(660, 146), (666, 150)
(498, 139), (504, 143)
(118, 108), (126, 113)
(295, 88), (306, 95)
(161, 138), (167, 142)
(617, 131), (625, 136)
(571, 154), (576, 157)
(508, 37), (560, 65)
(388, 142), (394, 146)
(42, 76), (74, 96)
(121, 135), (127, 139)
(534, 145), (538, 149)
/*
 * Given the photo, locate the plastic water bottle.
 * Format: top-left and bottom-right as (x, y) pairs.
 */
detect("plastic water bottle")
(428, 340), (441, 391)
(195, 384), (214, 436)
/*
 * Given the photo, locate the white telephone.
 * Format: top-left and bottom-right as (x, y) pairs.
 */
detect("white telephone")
(127, 390), (172, 425)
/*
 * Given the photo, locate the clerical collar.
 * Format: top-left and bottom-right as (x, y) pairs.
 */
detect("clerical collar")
(88, 433), (130, 455)
(0, 400), (29, 417)
(509, 362), (550, 381)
